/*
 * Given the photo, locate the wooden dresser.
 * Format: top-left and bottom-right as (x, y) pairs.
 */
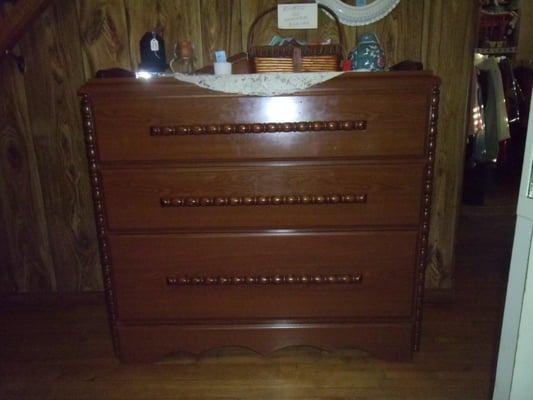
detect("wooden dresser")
(79, 72), (440, 362)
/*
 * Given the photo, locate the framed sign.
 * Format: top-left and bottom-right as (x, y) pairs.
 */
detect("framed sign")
(316, 0), (400, 26)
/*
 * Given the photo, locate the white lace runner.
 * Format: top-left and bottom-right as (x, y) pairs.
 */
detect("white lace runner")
(172, 71), (344, 96)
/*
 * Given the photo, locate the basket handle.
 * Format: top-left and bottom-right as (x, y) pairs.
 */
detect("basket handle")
(246, 3), (345, 55)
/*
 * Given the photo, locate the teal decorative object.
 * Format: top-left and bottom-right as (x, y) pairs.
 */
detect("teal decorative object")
(349, 33), (385, 71)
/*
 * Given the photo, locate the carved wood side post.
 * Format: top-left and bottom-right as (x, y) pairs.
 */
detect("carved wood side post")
(414, 82), (440, 351)
(80, 93), (120, 357)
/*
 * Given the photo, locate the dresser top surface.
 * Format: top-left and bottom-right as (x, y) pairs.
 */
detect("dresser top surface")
(79, 71), (439, 98)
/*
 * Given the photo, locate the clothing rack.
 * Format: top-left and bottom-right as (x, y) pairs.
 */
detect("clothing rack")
(463, 49), (528, 204)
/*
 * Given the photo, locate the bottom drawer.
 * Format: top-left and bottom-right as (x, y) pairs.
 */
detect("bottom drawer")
(111, 231), (418, 321)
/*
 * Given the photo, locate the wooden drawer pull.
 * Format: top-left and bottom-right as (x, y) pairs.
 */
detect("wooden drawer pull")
(160, 193), (367, 207)
(167, 273), (363, 287)
(150, 120), (367, 136)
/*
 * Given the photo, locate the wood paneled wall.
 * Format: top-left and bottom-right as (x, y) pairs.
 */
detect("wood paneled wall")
(423, 0), (478, 291)
(0, 0), (477, 293)
(517, 0), (533, 62)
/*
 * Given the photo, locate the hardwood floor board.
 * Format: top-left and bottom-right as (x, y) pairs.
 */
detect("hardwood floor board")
(0, 307), (499, 399)
(0, 189), (515, 399)
(0, 384), (491, 400)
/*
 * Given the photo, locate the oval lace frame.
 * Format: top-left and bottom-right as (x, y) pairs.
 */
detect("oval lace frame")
(316, 0), (401, 26)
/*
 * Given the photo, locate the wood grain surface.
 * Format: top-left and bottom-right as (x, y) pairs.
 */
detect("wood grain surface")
(101, 164), (425, 231)
(0, 208), (509, 398)
(77, 0), (132, 77)
(356, 0), (424, 66)
(0, 0), (477, 293)
(200, 0), (242, 66)
(310, 7), (345, 49)
(91, 87), (429, 162)
(241, 0), (282, 51)
(0, 57), (55, 292)
(0, 186), (14, 292)
(242, 0), (310, 51)
(423, 0), (478, 289)
(18, 1), (101, 291)
(0, 0), (52, 53)
(124, 0), (204, 70)
(517, 0), (533, 61)
(111, 231), (417, 321)
(80, 72), (436, 361)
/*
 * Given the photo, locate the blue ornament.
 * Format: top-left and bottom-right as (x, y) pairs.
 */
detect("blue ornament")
(348, 33), (386, 72)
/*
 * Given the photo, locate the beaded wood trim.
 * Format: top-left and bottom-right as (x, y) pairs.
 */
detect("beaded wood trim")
(80, 94), (120, 357)
(160, 193), (367, 207)
(167, 273), (363, 287)
(150, 120), (367, 136)
(413, 83), (439, 351)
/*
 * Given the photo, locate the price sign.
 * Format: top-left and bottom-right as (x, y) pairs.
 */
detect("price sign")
(278, 3), (318, 29)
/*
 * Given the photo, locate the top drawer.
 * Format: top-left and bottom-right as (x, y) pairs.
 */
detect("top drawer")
(91, 92), (429, 162)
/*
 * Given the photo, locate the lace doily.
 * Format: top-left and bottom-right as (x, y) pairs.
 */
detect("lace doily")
(173, 71), (344, 96)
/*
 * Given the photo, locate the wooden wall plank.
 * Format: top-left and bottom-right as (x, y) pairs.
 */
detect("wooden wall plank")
(200, 0), (242, 65)
(77, 0), (132, 78)
(241, 0), (279, 51)
(309, 7), (348, 51)
(424, 0), (478, 290)
(124, 0), (204, 70)
(517, 0), (533, 61)
(18, 0), (101, 291)
(241, 0), (309, 52)
(0, 184), (15, 293)
(0, 55), (56, 292)
(0, 0), (15, 294)
(356, 0), (424, 66)
(0, 0), (52, 54)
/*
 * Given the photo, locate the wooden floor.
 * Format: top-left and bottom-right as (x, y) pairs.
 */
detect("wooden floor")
(0, 186), (515, 400)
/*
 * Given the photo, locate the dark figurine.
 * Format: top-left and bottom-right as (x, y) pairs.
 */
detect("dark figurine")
(139, 31), (169, 72)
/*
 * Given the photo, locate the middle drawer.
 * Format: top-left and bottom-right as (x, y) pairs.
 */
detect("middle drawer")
(102, 163), (424, 231)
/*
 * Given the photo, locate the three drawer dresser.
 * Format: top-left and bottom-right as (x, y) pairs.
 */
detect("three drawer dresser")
(79, 72), (440, 362)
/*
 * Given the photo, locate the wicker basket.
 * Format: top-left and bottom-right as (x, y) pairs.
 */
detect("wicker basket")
(247, 4), (344, 73)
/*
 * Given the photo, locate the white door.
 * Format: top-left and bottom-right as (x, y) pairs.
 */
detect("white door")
(493, 94), (533, 400)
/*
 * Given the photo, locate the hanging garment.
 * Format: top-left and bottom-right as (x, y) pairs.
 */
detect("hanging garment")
(469, 67), (487, 162)
(498, 57), (525, 171)
(499, 58), (522, 125)
(475, 56), (511, 161)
